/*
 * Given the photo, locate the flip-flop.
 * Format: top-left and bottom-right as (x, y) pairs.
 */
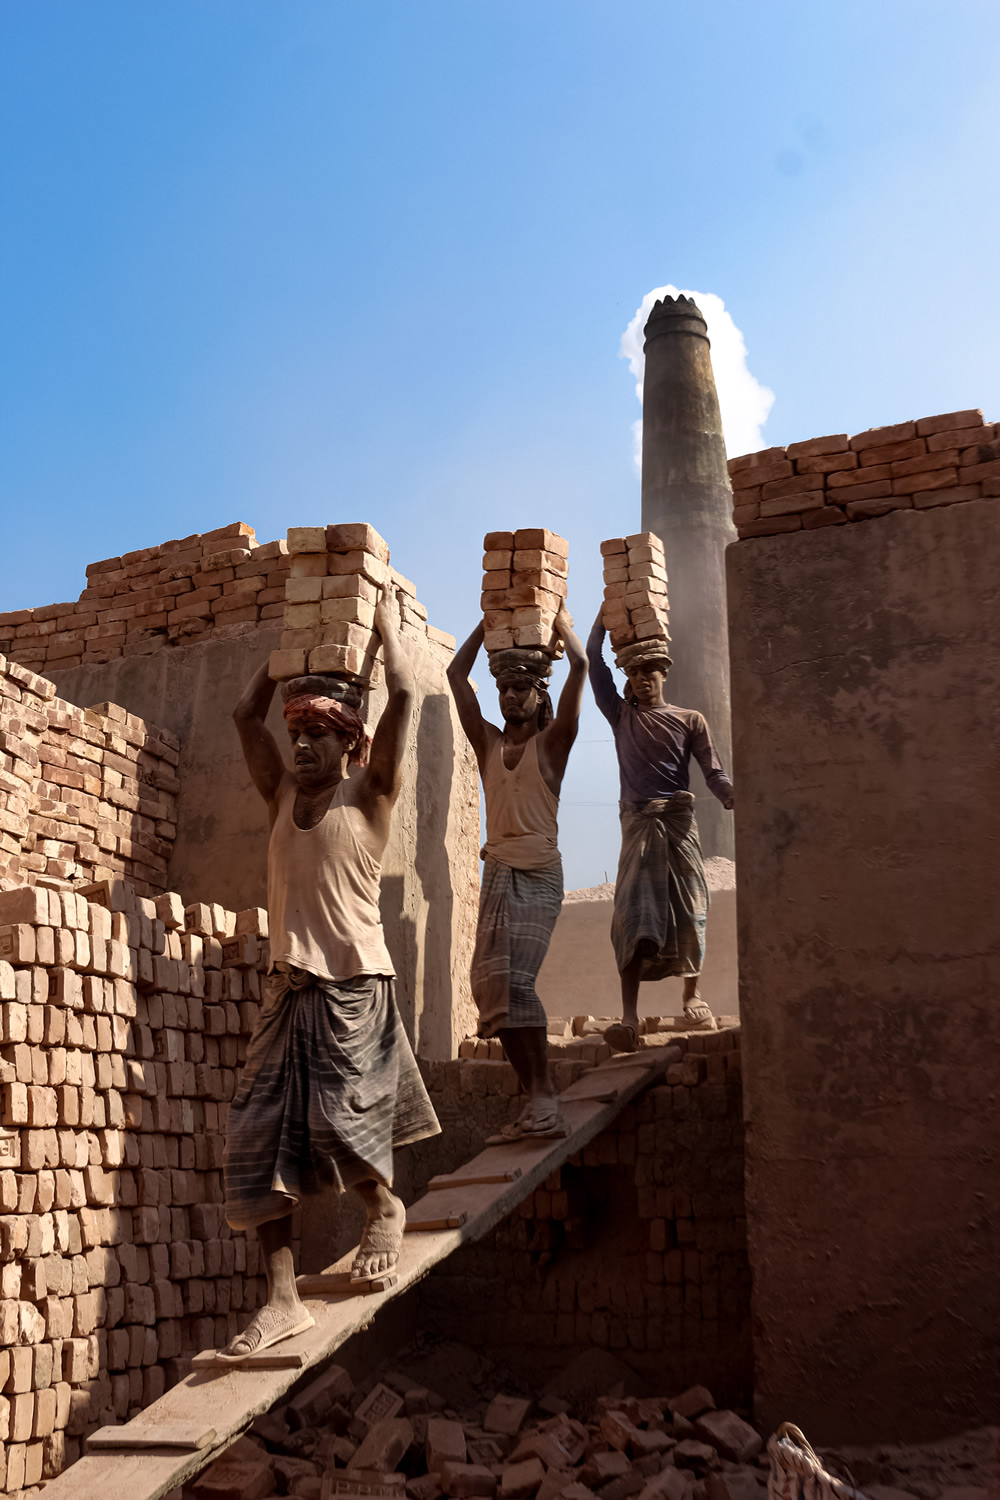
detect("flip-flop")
(604, 1022), (640, 1054)
(351, 1209), (405, 1280)
(216, 1305), (315, 1362)
(486, 1107), (569, 1145)
(683, 1000), (717, 1031)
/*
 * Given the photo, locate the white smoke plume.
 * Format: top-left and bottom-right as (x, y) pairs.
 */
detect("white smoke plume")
(620, 286), (775, 466)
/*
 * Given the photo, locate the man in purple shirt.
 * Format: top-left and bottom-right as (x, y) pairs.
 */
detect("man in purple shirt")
(587, 613), (734, 1049)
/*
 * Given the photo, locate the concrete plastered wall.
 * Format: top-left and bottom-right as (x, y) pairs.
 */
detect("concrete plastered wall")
(537, 888), (737, 1022)
(727, 500), (1000, 1443)
(51, 628), (480, 1060)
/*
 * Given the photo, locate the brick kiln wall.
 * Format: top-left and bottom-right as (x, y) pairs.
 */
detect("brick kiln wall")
(0, 874), (275, 1493)
(0, 657), (179, 898)
(0, 521), (453, 679)
(727, 407), (999, 538)
(410, 1034), (750, 1409)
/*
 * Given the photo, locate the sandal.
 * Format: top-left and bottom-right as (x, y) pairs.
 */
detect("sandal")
(683, 998), (717, 1031)
(487, 1103), (569, 1145)
(216, 1303), (315, 1362)
(604, 1021), (640, 1054)
(351, 1208), (405, 1280)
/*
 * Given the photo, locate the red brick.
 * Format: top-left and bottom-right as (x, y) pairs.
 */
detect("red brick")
(730, 460), (792, 491)
(793, 451), (857, 476)
(845, 496), (912, 520)
(848, 420), (916, 451)
(891, 467), (958, 495)
(801, 506), (847, 530)
(911, 485), (982, 509)
(858, 437), (926, 468)
(828, 464), (892, 489)
(785, 433), (848, 460)
(927, 425), (990, 452)
(914, 407), (984, 436)
(959, 458), (1000, 486)
(737, 516), (801, 538)
(759, 491), (824, 518)
(727, 445), (786, 474)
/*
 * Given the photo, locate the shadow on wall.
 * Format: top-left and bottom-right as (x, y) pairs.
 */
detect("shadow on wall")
(414, 693), (457, 1060)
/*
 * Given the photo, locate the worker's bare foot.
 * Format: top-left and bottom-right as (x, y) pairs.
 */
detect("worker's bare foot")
(352, 1185), (405, 1279)
(217, 1299), (314, 1361)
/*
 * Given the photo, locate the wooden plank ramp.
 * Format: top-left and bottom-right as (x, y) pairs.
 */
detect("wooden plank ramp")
(42, 1046), (678, 1500)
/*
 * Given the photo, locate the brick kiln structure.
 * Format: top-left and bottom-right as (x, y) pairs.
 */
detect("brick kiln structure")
(726, 407), (1000, 1444)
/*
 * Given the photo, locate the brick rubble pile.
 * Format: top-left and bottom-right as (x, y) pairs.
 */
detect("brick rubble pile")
(729, 408), (1000, 538)
(0, 656), (179, 897)
(184, 1359), (766, 1500)
(599, 537), (669, 665)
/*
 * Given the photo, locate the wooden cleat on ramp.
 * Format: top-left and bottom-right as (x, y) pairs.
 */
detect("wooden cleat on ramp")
(190, 1346), (310, 1371)
(86, 1421), (218, 1452)
(296, 1271), (399, 1297)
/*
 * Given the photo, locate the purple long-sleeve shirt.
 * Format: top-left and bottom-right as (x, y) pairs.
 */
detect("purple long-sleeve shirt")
(588, 648), (734, 807)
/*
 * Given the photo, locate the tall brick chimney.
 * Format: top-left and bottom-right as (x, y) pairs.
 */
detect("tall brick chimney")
(640, 293), (734, 860)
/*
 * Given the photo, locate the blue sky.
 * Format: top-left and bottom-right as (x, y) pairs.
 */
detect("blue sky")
(3, 1), (999, 886)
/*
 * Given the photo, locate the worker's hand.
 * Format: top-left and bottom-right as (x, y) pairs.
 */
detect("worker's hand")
(592, 607), (605, 632)
(554, 602), (574, 633)
(724, 796), (734, 811)
(373, 582), (402, 635)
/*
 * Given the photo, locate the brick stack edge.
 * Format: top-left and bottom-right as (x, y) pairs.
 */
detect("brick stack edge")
(729, 408), (1000, 538)
(0, 656), (179, 898)
(0, 873), (274, 1491)
(0, 521), (456, 679)
(417, 1031), (749, 1403)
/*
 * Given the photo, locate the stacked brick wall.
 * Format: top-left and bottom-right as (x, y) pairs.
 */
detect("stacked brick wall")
(0, 876), (273, 1492)
(0, 522), (288, 675)
(0, 657), (178, 897)
(410, 1031), (749, 1406)
(729, 407), (1000, 538)
(0, 521), (457, 681)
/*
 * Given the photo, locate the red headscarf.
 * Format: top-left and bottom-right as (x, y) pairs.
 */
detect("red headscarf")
(283, 694), (371, 766)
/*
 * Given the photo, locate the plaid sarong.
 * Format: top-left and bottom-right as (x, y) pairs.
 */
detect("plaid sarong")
(611, 791), (708, 980)
(471, 855), (563, 1036)
(224, 967), (440, 1230)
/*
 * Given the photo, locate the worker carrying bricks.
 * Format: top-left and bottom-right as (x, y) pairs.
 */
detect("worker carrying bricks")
(219, 584), (439, 1359)
(587, 610), (734, 1050)
(448, 573), (587, 1139)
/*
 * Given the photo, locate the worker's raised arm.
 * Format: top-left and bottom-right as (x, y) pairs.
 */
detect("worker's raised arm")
(545, 605), (588, 769)
(366, 587), (415, 805)
(446, 621), (492, 774)
(233, 662), (286, 807)
(586, 610), (622, 726)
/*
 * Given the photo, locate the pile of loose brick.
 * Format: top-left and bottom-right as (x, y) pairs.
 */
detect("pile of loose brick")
(481, 532), (569, 654)
(269, 525), (446, 685)
(729, 408), (1000, 538)
(598, 536), (669, 659)
(0, 524), (290, 674)
(0, 875), (274, 1491)
(184, 1358), (764, 1500)
(0, 656), (179, 896)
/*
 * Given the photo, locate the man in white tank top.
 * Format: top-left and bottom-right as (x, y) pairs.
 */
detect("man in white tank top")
(448, 604), (587, 1139)
(218, 587), (439, 1360)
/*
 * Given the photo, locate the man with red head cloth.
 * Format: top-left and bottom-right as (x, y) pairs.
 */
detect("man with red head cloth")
(219, 587), (439, 1359)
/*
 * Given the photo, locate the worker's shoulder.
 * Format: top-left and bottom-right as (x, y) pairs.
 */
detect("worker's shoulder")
(664, 703), (709, 730)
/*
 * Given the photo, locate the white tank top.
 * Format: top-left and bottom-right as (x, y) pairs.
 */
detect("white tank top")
(267, 779), (395, 982)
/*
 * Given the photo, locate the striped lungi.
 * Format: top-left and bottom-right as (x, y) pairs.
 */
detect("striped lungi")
(611, 791), (708, 981)
(223, 967), (440, 1230)
(471, 854), (563, 1037)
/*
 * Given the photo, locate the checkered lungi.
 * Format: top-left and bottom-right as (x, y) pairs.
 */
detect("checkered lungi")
(224, 966), (440, 1230)
(470, 854), (563, 1037)
(611, 791), (708, 980)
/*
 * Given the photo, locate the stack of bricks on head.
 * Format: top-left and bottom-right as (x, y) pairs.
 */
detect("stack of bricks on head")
(728, 408), (1000, 537)
(599, 535), (670, 664)
(0, 869), (274, 1489)
(268, 524), (431, 687)
(481, 530), (569, 657)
